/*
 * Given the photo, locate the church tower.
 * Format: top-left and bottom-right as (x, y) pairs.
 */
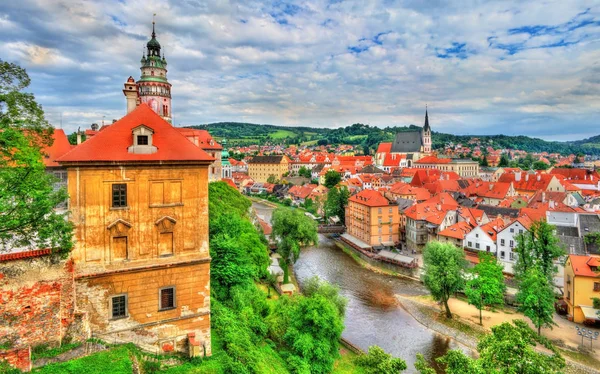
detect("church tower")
(134, 20), (172, 123)
(422, 108), (431, 154)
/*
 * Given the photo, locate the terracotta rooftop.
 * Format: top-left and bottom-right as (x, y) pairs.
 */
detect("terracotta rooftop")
(349, 189), (391, 207)
(568, 255), (600, 277)
(43, 129), (72, 167)
(58, 104), (214, 163)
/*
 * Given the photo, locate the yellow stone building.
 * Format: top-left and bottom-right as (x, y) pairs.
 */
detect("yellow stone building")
(345, 190), (399, 248)
(248, 155), (290, 182)
(564, 254), (600, 324)
(58, 104), (214, 355)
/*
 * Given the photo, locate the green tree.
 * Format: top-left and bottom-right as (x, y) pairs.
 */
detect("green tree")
(533, 160), (549, 170)
(0, 60), (73, 255)
(498, 154), (509, 167)
(298, 166), (312, 178)
(271, 207), (318, 284)
(422, 241), (467, 318)
(464, 252), (506, 325)
(302, 276), (347, 317)
(513, 220), (564, 282)
(324, 186), (349, 225)
(415, 320), (565, 374)
(354, 346), (407, 374)
(324, 170), (341, 188)
(283, 292), (344, 374)
(267, 174), (278, 184)
(516, 268), (556, 336)
(479, 156), (489, 167)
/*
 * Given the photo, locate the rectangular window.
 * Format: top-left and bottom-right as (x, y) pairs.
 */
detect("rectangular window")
(519, 229), (523, 234)
(510, 240), (514, 248)
(159, 287), (176, 310)
(594, 282), (600, 292)
(500, 251), (505, 259)
(475, 243), (480, 249)
(486, 245), (491, 252)
(509, 252), (515, 260)
(137, 135), (149, 145)
(500, 239), (505, 246)
(110, 294), (127, 319)
(112, 184), (127, 208)
(378, 208), (382, 214)
(468, 241), (472, 247)
(510, 228), (514, 233)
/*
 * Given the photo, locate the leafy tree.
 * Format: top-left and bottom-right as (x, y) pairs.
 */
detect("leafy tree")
(209, 181), (251, 224)
(271, 207), (318, 283)
(498, 154), (509, 167)
(283, 292), (344, 374)
(324, 170), (341, 188)
(298, 166), (312, 178)
(354, 345), (407, 373)
(302, 276), (347, 317)
(67, 131), (85, 145)
(422, 241), (467, 318)
(267, 174), (278, 184)
(415, 320), (565, 374)
(324, 186), (349, 224)
(516, 268), (556, 335)
(479, 156), (489, 167)
(513, 220), (564, 282)
(0, 59), (73, 255)
(464, 252), (506, 325)
(533, 160), (549, 170)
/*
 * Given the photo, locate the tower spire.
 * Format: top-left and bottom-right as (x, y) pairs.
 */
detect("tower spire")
(423, 105), (430, 132)
(152, 13), (156, 38)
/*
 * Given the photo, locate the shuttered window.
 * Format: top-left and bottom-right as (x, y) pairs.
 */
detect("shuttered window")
(159, 287), (176, 310)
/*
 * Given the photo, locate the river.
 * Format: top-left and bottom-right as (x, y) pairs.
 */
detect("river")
(253, 202), (465, 372)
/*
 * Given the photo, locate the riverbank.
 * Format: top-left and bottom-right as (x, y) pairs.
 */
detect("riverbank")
(398, 295), (600, 374)
(334, 239), (421, 282)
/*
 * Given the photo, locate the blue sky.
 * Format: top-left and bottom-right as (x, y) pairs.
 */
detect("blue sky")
(0, 0), (599, 140)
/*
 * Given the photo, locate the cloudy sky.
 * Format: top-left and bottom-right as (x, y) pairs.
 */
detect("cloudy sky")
(1, 1), (599, 140)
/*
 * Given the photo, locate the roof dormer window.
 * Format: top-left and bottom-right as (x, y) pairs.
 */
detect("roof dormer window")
(128, 125), (157, 154)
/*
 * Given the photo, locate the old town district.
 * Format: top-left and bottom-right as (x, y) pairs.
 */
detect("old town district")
(2, 23), (600, 373)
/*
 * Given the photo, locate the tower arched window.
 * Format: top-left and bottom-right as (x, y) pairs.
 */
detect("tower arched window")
(151, 71), (155, 76)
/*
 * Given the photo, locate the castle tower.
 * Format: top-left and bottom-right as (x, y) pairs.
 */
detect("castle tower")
(137, 20), (172, 123)
(123, 76), (138, 114)
(422, 108), (431, 154)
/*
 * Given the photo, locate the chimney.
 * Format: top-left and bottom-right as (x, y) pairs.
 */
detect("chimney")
(489, 183), (493, 191)
(542, 192), (546, 202)
(437, 203), (442, 211)
(91, 123), (99, 131)
(123, 76), (139, 114)
(537, 174), (541, 181)
(112, 119), (117, 124)
(515, 172), (521, 181)
(549, 200), (555, 209)
(76, 127), (82, 145)
(526, 174), (529, 182)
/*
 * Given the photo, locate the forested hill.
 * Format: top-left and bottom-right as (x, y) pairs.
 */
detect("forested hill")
(186, 122), (600, 155)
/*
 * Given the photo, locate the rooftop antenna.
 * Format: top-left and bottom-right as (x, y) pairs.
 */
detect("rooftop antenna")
(102, 115), (105, 127)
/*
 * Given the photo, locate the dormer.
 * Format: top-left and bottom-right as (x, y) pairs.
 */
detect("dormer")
(128, 125), (158, 154)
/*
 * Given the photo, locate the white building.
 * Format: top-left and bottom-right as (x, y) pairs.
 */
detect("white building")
(463, 218), (505, 254)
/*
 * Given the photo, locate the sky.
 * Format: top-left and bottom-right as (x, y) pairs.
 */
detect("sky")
(0, 1), (599, 141)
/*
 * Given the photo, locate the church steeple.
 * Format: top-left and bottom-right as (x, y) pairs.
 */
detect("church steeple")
(423, 106), (431, 132)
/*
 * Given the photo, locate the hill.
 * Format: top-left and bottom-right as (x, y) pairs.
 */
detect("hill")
(186, 122), (600, 156)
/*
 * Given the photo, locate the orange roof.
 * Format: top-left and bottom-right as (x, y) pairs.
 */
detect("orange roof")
(438, 221), (473, 240)
(58, 104), (214, 163)
(222, 178), (237, 189)
(568, 255), (600, 277)
(415, 155), (452, 164)
(349, 189), (391, 207)
(478, 217), (505, 241)
(376, 142), (392, 154)
(43, 129), (72, 167)
(176, 128), (223, 150)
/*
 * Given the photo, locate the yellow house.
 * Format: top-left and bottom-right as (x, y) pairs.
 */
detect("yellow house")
(58, 104), (214, 355)
(247, 155), (290, 182)
(345, 190), (399, 248)
(564, 254), (600, 324)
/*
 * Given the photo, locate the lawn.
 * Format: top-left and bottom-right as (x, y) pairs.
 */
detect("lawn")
(332, 348), (366, 374)
(32, 345), (134, 374)
(270, 129), (297, 139)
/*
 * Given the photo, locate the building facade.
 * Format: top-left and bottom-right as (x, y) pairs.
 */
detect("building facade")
(58, 104), (214, 355)
(345, 190), (399, 247)
(247, 155), (290, 183)
(564, 255), (600, 323)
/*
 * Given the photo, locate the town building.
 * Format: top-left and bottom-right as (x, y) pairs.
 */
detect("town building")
(58, 103), (214, 355)
(176, 128), (223, 181)
(248, 155), (290, 182)
(345, 190), (400, 248)
(564, 255), (600, 324)
(414, 156), (479, 178)
(375, 109), (432, 168)
(496, 216), (533, 274)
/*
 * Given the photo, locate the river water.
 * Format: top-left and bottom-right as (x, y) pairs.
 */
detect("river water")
(253, 202), (463, 372)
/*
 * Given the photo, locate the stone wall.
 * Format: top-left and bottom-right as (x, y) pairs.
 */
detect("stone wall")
(0, 347), (31, 372)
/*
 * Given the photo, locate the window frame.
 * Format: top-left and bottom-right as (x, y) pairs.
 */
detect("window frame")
(111, 183), (128, 208)
(137, 135), (149, 145)
(109, 293), (128, 320)
(159, 286), (176, 311)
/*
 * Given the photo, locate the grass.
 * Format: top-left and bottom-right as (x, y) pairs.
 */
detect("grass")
(32, 344), (135, 374)
(416, 303), (487, 341)
(32, 342), (82, 360)
(270, 129), (297, 139)
(332, 348), (366, 374)
(558, 347), (600, 370)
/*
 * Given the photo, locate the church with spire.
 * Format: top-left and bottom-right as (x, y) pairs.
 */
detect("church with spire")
(123, 19), (172, 123)
(375, 109), (433, 170)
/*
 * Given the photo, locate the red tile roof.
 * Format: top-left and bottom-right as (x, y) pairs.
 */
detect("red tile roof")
(0, 248), (51, 262)
(349, 189), (391, 207)
(176, 128), (223, 150)
(438, 221), (473, 240)
(415, 155), (452, 164)
(376, 142), (392, 154)
(568, 255), (600, 277)
(43, 129), (72, 167)
(58, 104), (214, 163)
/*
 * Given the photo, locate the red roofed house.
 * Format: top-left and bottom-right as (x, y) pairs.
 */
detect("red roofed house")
(496, 216), (534, 274)
(42, 129), (73, 197)
(403, 193), (459, 251)
(564, 255), (600, 323)
(437, 221), (474, 248)
(176, 128), (223, 181)
(345, 190), (400, 248)
(58, 103), (214, 356)
(463, 217), (505, 256)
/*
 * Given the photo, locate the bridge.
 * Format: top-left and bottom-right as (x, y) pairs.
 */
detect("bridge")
(317, 225), (345, 234)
